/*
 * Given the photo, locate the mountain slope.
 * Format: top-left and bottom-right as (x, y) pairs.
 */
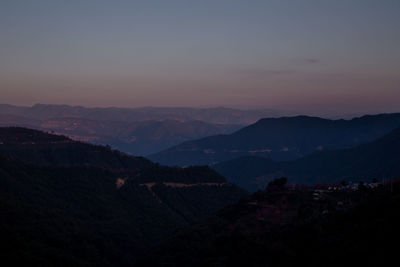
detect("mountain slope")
(0, 127), (152, 169)
(150, 113), (400, 166)
(213, 128), (400, 191)
(0, 127), (247, 265)
(140, 182), (400, 266)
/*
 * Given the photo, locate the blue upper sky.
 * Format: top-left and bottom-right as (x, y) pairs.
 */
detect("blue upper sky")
(1, 0), (399, 115)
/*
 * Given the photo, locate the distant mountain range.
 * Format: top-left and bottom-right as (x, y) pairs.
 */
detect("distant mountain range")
(0, 127), (247, 265)
(0, 103), (279, 124)
(0, 104), (254, 155)
(213, 127), (400, 191)
(0, 114), (241, 155)
(149, 113), (400, 166)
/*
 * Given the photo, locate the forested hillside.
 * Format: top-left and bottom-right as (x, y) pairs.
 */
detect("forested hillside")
(0, 127), (247, 266)
(140, 179), (400, 266)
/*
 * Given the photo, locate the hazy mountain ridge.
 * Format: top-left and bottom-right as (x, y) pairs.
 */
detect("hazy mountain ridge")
(0, 113), (242, 156)
(0, 103), (279, 124)
(150, 113), (400, 166)
(0, 104), (249, 156)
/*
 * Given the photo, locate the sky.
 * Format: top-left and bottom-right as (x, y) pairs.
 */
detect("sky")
(1, 0), (399, 115)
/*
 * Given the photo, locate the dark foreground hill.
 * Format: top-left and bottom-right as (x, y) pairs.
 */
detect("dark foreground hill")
(140, 181), (400, 267)
(150, 113), (400, 166)
(213, 128), (400, 192)
(0, 127), (247, 266)
(0, 127), (152, 170)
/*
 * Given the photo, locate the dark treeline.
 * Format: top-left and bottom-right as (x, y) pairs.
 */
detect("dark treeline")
(140, 179), (400, 266)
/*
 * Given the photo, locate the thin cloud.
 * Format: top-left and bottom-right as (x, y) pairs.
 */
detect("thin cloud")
(234, 68), (295, 79)
(304, 58), (319, 63)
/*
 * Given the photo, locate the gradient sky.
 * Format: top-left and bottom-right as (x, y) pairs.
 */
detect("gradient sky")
(1, 0), (399, 115)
